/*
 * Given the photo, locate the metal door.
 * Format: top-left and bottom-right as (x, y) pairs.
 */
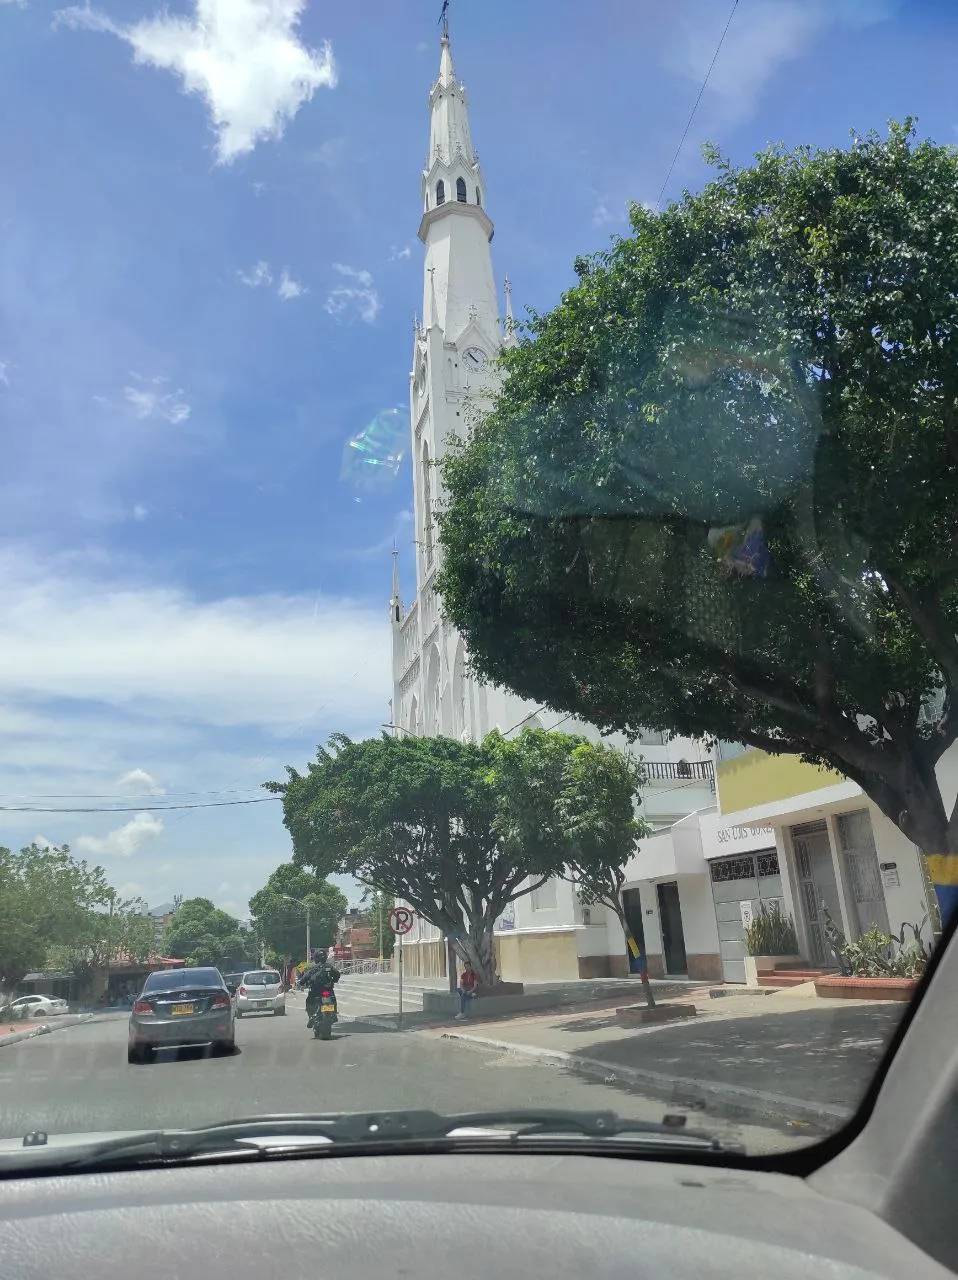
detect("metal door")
(709, 850), (783, 982)
(791, 820), (842, 965)
(656, 882), (687, 975)
(836, 810), (890, 937)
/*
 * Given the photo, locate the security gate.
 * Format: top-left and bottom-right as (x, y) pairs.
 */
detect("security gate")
(709, 849), (783, 983)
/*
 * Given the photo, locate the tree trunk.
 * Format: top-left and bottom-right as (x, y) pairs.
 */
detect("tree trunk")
(458, 918), (499, 986)
(611, 901), (655, 1009)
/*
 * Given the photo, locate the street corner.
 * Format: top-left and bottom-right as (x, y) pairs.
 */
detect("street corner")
(0, 1014), (97, 1048)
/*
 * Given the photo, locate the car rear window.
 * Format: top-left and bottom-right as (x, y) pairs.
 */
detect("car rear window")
(142, 968), (223, 993)
(243, 971), (280, 986)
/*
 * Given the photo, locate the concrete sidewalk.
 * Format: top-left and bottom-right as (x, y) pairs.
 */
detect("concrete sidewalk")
(0, 1014), (98, 1048)
(435, 987), (906, 1131)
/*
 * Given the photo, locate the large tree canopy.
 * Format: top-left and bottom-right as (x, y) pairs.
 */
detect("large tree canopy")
(164, 898), (250, 971)
(268, 728), (642, 983)
(248, 863), (347, 964)
(0, 843), (117, 990)
(438, 121), (958, 917)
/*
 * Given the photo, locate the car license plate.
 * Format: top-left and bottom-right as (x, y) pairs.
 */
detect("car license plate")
(321, 1003), (335, 1014)
(255, 1000), (267, 1008)
(171, 1003), (194, 1016)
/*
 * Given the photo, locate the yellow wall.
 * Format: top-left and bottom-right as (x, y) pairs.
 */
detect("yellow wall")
(718, 749), (846, 815)
(495, 930), (580, 982)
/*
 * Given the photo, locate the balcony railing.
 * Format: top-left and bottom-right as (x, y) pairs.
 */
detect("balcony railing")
(642, 759), (715, 789)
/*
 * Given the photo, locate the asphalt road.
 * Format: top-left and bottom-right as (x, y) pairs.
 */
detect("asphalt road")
(0, 997), (810, 1156)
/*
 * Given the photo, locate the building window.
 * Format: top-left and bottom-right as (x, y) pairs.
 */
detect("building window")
(476, 187), (481, 206)
(456, 177), (467, 203)
(531, 878), (558, 911)
(436, 180), (445, 206)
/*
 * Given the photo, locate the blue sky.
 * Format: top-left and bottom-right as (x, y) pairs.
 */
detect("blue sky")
(0, 0), (953, 920)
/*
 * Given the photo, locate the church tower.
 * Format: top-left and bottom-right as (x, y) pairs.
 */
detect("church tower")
(392, 22), (511, 743)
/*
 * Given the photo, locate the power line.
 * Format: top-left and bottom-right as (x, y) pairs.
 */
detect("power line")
(0, 797), (279, 814)
(654, 0), (739, 212)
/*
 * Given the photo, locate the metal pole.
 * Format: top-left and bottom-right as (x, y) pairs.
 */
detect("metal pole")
(398, 931), (404, 1030)
(306, 902), (311, 963)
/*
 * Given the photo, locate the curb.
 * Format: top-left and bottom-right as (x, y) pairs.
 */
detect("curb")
(0, 1014), (99, 1049)
(439, 1030), (853, 1129)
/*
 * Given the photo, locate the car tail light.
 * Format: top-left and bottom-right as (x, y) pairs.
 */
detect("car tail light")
(132, 1000), (153, 1015)
(238, 985), (247, 996)
(321, 990), (331, 999)
(211, 993), (231, 1010)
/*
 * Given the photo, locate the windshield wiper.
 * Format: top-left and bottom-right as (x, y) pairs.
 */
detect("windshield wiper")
(5, 1109), (743, 1171)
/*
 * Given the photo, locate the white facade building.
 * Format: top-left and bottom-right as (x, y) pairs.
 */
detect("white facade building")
(389, 29), (715, 984)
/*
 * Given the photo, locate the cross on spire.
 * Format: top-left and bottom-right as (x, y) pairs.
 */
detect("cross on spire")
(438, 0), (450, 39)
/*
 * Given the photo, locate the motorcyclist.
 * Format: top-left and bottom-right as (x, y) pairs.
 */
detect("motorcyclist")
(301, 948), (341, 1027)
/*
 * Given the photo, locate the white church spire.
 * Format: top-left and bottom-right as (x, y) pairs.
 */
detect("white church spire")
(418, 25), (499, 349)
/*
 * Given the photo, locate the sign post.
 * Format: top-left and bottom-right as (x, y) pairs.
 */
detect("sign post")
(388, 906), (416, 1029)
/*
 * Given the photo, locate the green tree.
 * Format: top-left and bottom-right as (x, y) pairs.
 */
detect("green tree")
(164, 898), (250, 971)
(557, 742), (655, 1006)
(268, 728), (641, 984)
(248, 863), (347, 964)
(0, 844), (115, 990)
(438, 121), (958, 922)
(361, 888), (395, 960)
(48, 892), (158, 989)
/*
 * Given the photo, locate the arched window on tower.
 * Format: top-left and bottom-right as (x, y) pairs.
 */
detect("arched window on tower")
(436, 180), (445, 206)
(476, 187), (482, 206)
(456, 177), (467, 203)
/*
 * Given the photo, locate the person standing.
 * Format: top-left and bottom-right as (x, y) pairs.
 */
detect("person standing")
(456, 961), (479, 1020)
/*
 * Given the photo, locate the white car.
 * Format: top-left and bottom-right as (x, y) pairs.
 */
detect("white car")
(232, 970), (286, 1018)
(6, 994), (69, 1019)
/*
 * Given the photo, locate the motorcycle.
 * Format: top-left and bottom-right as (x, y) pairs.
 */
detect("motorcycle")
(309, 987), (338, 1040)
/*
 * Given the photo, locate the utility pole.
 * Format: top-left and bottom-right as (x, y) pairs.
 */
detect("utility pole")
(305, 901), (311, 962)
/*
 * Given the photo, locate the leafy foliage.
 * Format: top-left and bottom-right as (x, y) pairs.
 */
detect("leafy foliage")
(47, 892), (158, 982)
(248, 863), (347, 963)
(743, 903), (799, 957)
(268, 728), (641, 984)
(163, 897), (250, 971)
(840, 919), (930, 978)
(438, 121), (958, 871)
(361, 888), (396, 959)
(0, 843), (118, 989)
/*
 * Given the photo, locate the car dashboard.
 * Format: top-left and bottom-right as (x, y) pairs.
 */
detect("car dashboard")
(0, 1149), (950, 1280)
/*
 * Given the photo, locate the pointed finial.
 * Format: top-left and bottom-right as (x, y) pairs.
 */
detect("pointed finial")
(504, 274), (516, 338)
(438, 0), (450, 38)
(390, 543), (402, 623)
(428, 265), (438, 327)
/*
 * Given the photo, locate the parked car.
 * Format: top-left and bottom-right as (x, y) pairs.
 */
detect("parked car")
(127, 967), (235, 1063)
(3, 994), (69, 1020)
(233, 969), (286, 1017)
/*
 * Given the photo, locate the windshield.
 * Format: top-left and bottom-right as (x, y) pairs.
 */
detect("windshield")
(1, 0), (955, 1171)
(142, 970), (224, 993)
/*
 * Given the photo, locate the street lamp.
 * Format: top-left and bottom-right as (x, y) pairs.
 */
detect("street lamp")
(381, 722), (420, 737)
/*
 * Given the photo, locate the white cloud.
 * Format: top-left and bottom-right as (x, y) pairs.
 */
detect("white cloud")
(592, 199), (615, 228)
(116, 768), (165, 795)
(132, 503), (149, 521)
(670, 0), (896, 130)
(77, 811), (165, 857)
(325, 263), (380, 325)
(55, 0), (337, 164)
(0, 361), (9, 386)
(124, 387), (191, 424)
(277, 268), (307, 300)
(238, 260), (273, 288)
(389, 244), (412, 262)
(0, 547), (391, 735)
(309, 137), (345, 167)
(239, 261), (306, 300)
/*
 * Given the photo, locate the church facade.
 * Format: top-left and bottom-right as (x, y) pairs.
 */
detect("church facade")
(389, 30), (717, 983)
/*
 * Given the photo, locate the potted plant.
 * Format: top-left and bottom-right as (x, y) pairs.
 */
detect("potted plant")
(814, 917), (930, 1000)
(743, 903), (801, 986)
